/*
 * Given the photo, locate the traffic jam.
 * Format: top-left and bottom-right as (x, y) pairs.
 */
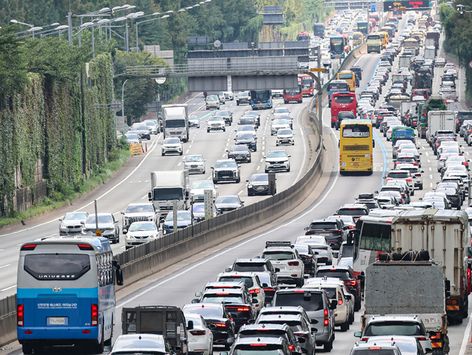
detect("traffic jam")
(12, 4), (472, 355)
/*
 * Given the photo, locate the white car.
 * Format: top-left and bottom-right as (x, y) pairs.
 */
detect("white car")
(276, 128), (295, 146)
(190, 180), (217, 202)
(271, 119), (291, 135)
(223, 91), (234, 100)
(111, 334), (168, 355)
(216, 272), (266, 312)
(261, 241), (304, 286)
(303, 277), (353, 330)
(161, 137), (183, 156)
(59, 211), (88, 236)
(185, 313), (213, 355)
(206, 95), (220, 110)
(183, 154), (205, 174)
(207, 116), (226, 132)
(265, 150), (291, 173)
(125, 221), (159, 250)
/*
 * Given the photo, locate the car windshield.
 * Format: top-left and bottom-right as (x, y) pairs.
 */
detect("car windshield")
(215, 161), (237, 168)
(267, 151), (288, 159)
(340, 244), (354, 258)
(233, 146), (249, 152)
(191, 180), (214, 190)
(145, 120), (157, 126)
(309, 222), (337, 230)
(125, 204), (154, 213)
(207, 95), (218, 101)
(126, 133), (139, 140)
(275, 108), (290, 114)
(64, 212), (87, 220)
(262, 251), (294, 260)
(274, 292), (323, 311)
(388, 172), (409, 178)
(219, 276), (254, 288)
(164, 138), (180, 144)
(129, 222), (156, 232)
(216, 111), (231, 117)
(183, 306), (223, 318)
(184, 155), (203, 162)
(86, 215), (113, 224)
(237, 134), (254, 140)
(216, 196), (240, 204)
(250, 174), (268, 182)
(278, 129), (292, 135)
(364, 322), (423, 336)
(165, 211), (192, 222)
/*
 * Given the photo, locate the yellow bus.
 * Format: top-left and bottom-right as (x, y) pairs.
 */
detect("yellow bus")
(339, 119), (374, 175)
(378, 31), (389, 48)
(336, 70), (357, 91)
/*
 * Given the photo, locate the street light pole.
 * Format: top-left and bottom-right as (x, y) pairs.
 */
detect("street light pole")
(121, 79), (129, 124)
(67, 11), (72, 45)
(125, 20), (129, 52)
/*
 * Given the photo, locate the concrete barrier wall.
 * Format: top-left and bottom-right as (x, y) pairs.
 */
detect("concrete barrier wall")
(0, 44), (366, 348)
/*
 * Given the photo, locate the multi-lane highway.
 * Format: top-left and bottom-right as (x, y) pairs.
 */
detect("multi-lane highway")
(0, 91), (316, 300)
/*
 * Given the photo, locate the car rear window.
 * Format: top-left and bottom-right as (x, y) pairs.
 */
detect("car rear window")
(309, 222), (337, 230)
(262, 251), (295, 261)
(388, 172), (409, 178)
(315, 270), (350, 280)
(233, 263), (266, 272)
(352, 350), (397, 355)
(364, 322), (423, 336)
(274, 292), (323, 311)
(219, 276), (254, 288)
(336, 208), (368, 216)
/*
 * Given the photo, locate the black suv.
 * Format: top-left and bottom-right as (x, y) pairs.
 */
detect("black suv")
(304, 219), (347, 249)
(227, 145), (251, 163)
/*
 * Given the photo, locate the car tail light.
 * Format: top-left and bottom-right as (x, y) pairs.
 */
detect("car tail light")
(345, 280), (357, 287)
(190, 330), (206, 336)
(288, 344), (296, 352)
(338, 298), (343, 305)
(17, 304), (24, 326)
(78, 243), (93, 250)
(214, 322), (227, 328)
(323, 308), (329, 327)
(91, 304), (98, 326)
(263, 287), (274, 293)
(21, 243), (37, 251)
(361, 337), (368, 341)
(249, 288), (260, 294)
(288, 261), (299, 266)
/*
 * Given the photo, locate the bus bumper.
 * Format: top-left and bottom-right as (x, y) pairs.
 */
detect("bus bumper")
(18, 326), (99, 341)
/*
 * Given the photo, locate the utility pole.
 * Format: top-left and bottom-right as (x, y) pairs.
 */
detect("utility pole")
(67, 11), (72, 45)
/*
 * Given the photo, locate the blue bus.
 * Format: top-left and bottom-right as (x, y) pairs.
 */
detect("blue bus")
(17, 237), (123, 354)
(250, 90), (273, 110)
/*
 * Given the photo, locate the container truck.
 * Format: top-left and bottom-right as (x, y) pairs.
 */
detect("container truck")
(122, 306), (189, 355)
(148, 170), (189, 219)
(361, 260), (448, 354)
(426, 110), (455, 144)
(355, 209), (470, 324)
(418, 96), (447, 138)
(424, 46), (436, 62)
(162, 104), (189, 142)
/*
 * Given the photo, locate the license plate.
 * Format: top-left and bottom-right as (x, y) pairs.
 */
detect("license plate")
(47, 317), (67, 325)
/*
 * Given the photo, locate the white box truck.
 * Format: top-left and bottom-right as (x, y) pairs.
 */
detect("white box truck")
(426, 110), (455, 144)
(356, 209), (470, 324)
(148, 170), (189, 219)
(361, 261), (448, 354)
(424, 46), (436, 61)
(162, 104), (189, 142)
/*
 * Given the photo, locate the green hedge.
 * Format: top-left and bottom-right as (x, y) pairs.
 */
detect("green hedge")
(0, 53), (116, 217)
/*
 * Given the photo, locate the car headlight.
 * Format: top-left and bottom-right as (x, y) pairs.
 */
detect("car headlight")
(59, 225), (67, 231)
(248, 184), (253, 188)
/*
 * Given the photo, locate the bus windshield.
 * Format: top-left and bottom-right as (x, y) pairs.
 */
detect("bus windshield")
(328, 82), (349, 91)
(250, 90), (271, 102)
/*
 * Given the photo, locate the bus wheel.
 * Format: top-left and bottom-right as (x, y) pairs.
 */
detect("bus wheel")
(94, 328), (105, 354)
(22, 344), (33, 354)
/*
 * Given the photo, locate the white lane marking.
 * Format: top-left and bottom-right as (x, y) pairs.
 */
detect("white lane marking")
(429, 174), (433, 180)
(0, 138), (160, 237)
(0, 264), (10, 269)
(429, 167), (432, 172)
(1, 285), (16, 292)
(459, 313), (472, 355)
(425, 151), (429, 157)
(118, 126), (339, 308)
(294, 114), (308, 182)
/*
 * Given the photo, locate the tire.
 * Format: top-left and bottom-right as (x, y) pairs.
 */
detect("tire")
(104, 316), (113, 346)
(237, 102), (240, 106)
(324, 338), (333, 352)
(354, 298), (361, 312)
(94, 327), (105, 354)
(248, 190), (254, 196)
(340, 320), (350, 331)
(287, 167), (290, 172)
(161, 152), (165, 156)
(236, 177), (241, 183)
(22, 345), (33, 354)
(180, 151), (183, 156)
(349, 312), (354, 324)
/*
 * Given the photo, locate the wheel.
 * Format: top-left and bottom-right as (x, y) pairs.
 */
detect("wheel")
(213, 179), (218, 184)
(104, 316), (113, 346)
(340, 320), (350, 331)
(161, 151), (165, 156)
(276, 142), (279, 146)
(463, 297), (469, 318)
(236, 177), (241, 183)
(354, 298), (361, 311)
(222, 128), (226, 132)
(248, 190), (254, 196)
(22, 345), (33, 354)
(94, 327), (105, 354)
(324, 338), (333, 352)
(180, 151), (183, 155)
(207, 129), (210, 133)
(237, 102), (240, 106)
(349, 312), (354, 324)
(287, 167), (290, 172)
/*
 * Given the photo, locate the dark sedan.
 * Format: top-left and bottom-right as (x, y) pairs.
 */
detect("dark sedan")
(247, 173), (272, 196)
(227, 145), (251, 163)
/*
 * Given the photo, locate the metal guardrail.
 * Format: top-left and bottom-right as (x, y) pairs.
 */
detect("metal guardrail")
(0, 44), (366, 348)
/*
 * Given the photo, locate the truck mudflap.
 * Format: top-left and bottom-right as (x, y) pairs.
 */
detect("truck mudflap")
(430, 331), (449, 355)
(446, 294), (468, 324)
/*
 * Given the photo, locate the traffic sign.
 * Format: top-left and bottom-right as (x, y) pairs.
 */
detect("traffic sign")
(370, 3), (377, 12)
(310, 67), (328, 73)
(129, 143), (144, 156)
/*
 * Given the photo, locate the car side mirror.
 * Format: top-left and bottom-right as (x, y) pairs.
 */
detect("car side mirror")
(113, 261), (124, 286)
(354, 331), (362, 338)
(191, 298), (200, 304)
(262, 283), (268, 287)
(58, 218), (63, 222)
(148, 192), (152, 201)
(187, 320), (194, 330)
(225, 267), (232, 272)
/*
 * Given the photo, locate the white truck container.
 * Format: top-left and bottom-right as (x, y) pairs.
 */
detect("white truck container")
(148, 171), (189, 218)
(162, 104), (189, 142)
(356, 209), (470, 324)
(424, 46), (436, 61)
(398, 54), (412, 70)
(426, 110), (455, 143)
(362, 261), (448, 353)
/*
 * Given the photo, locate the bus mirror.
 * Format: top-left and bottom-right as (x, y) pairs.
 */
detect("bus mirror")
(373, 139), (375, 148)
(113, 260), (124, 286)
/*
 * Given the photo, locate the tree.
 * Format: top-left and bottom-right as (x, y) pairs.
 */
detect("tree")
(114, 50), (168, 123)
